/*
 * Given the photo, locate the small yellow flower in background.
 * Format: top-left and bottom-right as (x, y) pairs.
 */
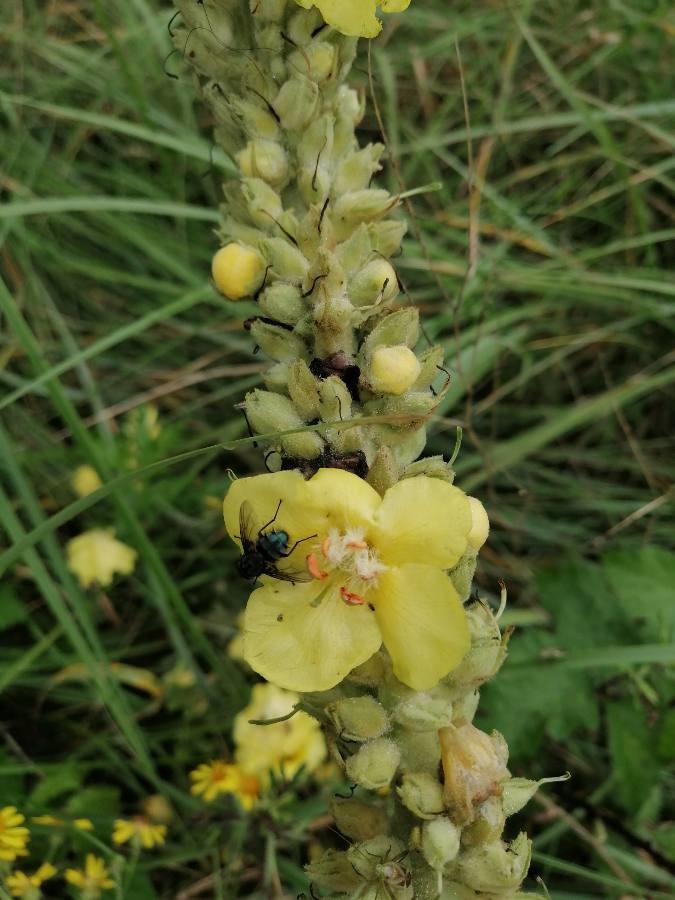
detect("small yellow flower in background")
(64, 854), (114, 896)
(0, 807), (29, 862)
(140, 795), (173, 826)
(72, 465), (102, 498)
(223, 470), (473, 692)
(234, 683), (326, 784)
(112, 817), (166, 850)
(126, 403), (161, 441)
(295, 0), (412, 38)
(5, 862), (56, 898)
(189, 760), (260, 809)
(73, 818), (94, 831)
(66, 528), (137, 588)
(30, 815), (63, 827)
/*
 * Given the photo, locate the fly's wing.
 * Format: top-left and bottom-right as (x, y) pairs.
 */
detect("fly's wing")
(238, 500), (258, 551)
(268, 565), (313, 584)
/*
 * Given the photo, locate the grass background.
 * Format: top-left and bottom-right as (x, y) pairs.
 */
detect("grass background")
(1, 0), (674, 896)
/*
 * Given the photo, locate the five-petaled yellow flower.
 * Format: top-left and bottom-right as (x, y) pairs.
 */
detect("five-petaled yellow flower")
(223, 470), (475, 692)
(5, 862), (56, 898)
(112, 817), (167, 850)
(66, 528), (137, 588)
(0, 807), (29, 863)
(234, 683), (326, 783)
(64, 854), (115, 896)
(296, 0), (412, 38)
(189, 760), (260, 809)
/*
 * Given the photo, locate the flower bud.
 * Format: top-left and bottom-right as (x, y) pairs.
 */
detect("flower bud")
(289, 42), (337, 82)
(263, 237), (310, 282)
(250, 0), (287, 24)
(234, 99), (280, 141)
(306, 849), (362, 892)
(349, 258), (399, 308)
(287, 359), (321, 421)
(398, 772), (444, 819)
(274, 76), (320, 130)
(318, 376), (352, 424)
(336, 85), (365, 125)
(368, 346), (422, 396)
(467, 497), (490, 551)
(345, 738), (400, 790)
(258, 282), (305, 325)
(421, 817), (461, 872)
(330, 797), (389, 842)
(395, 728), (442, 777)
(403, 455), (455, 483)
(448, 553), (477, 603)
(248, 319), (307, 362)
(348, 836), (406, 881)
(451, 689), (480, 725)
(244, 389), (324, 459)
(237, 139), (288, 188)
(454, 833), (532, 895)
(334, 189), (397, 226)
(334, 144), (385, 194)
(212, 243), (266, 301)
(368, 219), (407, 256)
(461, 795), (506, 847)
(361, 308), (420, 358)
(502, 774), (570, 817)
(439, 724), (509, 825)
(392, 686), (454, 731)
(414, 345), (445, 390)
(366, 445), (400, 496)
(241, 177), (283, 229)
(445, 602), (507, 688)
(328, 696), (390, 742)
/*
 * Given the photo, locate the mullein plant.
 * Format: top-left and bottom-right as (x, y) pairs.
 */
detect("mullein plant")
(172, 1), (558, 896)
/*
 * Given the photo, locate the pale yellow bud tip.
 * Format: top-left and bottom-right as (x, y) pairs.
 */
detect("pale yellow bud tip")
(212, 243), (266, 301)
(369, 345), (421, 395)
(467, 496), (490, 551)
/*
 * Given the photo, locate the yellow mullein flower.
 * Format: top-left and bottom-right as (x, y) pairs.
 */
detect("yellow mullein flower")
(234, 683), (326, 784)
(5, 862), (56, 898)
(72, 465), (102, 498)
(64, 854), (114, 896)
(112, 817), (166, 850)
(223, 470), (473, 692)
(189, 760), (260, 809)
(73, 819), (94, 831)
(0, 807), (29, 862)
(66, 528), (137, 588)
(295, 0), (412, 38)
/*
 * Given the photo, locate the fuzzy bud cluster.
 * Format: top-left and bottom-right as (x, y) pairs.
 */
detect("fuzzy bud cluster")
(174, 0), (455, 490)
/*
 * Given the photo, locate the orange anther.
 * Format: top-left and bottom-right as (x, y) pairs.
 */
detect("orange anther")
(340, 586), (365, 606)
(346, 538), (368, 550)
(320, 536), (332, 558)
(306, 552), (328, 581)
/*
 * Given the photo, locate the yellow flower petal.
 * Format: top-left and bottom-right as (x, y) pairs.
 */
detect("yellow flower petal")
(373, 564), (469, 689)
(223, 470), (328, 564)
(374, 476), (471, 569)
(243, 578), (381, 691)
(66, 528), (137, 589)
(381, 0), (412, 11)
(304, 0), (382, 38)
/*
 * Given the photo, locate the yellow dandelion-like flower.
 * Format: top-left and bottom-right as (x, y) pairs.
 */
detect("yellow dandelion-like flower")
(71, 465), (102, 498)
(66, 528), (137, 589)
(189, 760), (260, 809)
(112, 817), (167, 850)
(73, 818), (94, 831)
(234, 683), (326, 784)
(223, 470), (474, 692)
(5, 862), (56, 898)
(0, 807), (29, 863)
(64, 854), (115, 896)
(295, 0), (411, 38)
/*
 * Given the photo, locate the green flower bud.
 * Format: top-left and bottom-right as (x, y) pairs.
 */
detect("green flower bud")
(395, 728), (442, 777)
(345, 738), (400, 790)
(448, 553), (477, 604)
(393, 686), (454, 732)
(461, 795), (506, 847)
(314, 294), (357, 356)
(244, 389), (323, 459)
(451, 689), (480, 725)
(398, 773), (445, 819)
(212, 243), (266, 300)
(336, 223), (373, 274)
(287, 359), (321, 420)
(454, 833), (532, 895)
(248, 319), (307, 362)
(349, 258), (399, 308)
(330, 797), (389, 842)
(368, 219), (407, 256)
(422, 817), (461, 872)
(258, 282), (305, 325)
(306, 848), (362, 892)
(414, 345), (446, 390)
(502, 774), (570, 817)
(241, 177), (283, 229)
(403, 455), (456, 483)
(368, 346), (422, 395)
(348, 836), (406, 881)
(334, 189), (397, 227)
(289, 42), (337, 82)
(262, 361), (291, 393)
(238, 139), (288, 187)
(250, 0), (287, 23)
(318, 376), (352, 424)
(263, 237), (310, 282)
(274, 76), (320, 130)
(298, 115), (334, 202)
(334, 144), (385, 194)
(328, 695), (390, 742)
(286, 5), (323, 44)
(346, 651), (392, 687)
(445, 602), (508, 688)
(366, 445), (400, 496)
(361, 308), (420, 360)
(336, 85), (365, 125)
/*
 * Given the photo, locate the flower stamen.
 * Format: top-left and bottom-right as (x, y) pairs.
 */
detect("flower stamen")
(340, 586), (365, 606)
(306, 552), (329, 581)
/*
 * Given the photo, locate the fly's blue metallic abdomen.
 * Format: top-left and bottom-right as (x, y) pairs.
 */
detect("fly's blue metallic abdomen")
(259, 530), (290, 561)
